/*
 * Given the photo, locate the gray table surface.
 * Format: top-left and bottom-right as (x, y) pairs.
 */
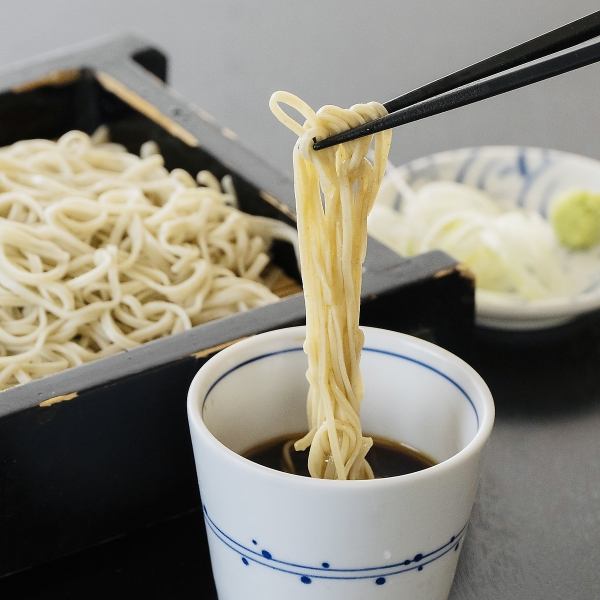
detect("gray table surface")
(1, 0), (600, 178)
(453, 322), (600, 600)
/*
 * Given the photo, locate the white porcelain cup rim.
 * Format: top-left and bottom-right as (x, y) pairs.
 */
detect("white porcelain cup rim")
(187, 325), (495, 488)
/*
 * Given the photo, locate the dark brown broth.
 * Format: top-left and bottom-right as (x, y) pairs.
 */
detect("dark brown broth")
(244, 433), (436, 478)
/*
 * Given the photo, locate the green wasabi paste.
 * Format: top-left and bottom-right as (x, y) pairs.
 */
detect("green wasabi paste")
(550, 190), (600, 250)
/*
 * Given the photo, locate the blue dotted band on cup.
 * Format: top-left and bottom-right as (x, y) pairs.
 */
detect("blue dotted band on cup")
(203, 505), (467, 586)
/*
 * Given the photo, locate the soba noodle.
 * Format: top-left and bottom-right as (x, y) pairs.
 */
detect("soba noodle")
(0, 129), (296, 391)
(270, 92), (391, 480)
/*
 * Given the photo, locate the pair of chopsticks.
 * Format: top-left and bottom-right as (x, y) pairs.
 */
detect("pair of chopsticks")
(313, 10), (600, 151)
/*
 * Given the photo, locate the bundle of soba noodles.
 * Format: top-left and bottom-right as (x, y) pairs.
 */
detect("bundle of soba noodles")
(0, 129), (296, 391)
(270, 92), (391, 480)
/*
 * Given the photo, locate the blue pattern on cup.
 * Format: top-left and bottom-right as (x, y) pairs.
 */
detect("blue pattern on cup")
(203, 504), (467, 586)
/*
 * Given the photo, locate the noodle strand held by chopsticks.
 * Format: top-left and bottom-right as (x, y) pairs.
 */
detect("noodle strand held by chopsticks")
(0, 130), (297, 391)
(270, 92), (392, 480)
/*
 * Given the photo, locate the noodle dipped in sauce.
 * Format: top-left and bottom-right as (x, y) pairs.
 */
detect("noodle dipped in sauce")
(270, 92), (391, 480)
(246, 434), (435, 479)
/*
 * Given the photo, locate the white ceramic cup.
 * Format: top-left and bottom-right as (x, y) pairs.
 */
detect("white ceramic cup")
(187, 326), (494, 600)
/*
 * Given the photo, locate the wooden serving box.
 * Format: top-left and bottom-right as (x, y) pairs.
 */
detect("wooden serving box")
(0, 35), (474, 577)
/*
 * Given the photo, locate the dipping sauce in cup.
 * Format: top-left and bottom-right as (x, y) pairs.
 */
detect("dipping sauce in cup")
(187, 326), (494, 600)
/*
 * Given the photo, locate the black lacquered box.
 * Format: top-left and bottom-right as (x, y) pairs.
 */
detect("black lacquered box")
(0, 35), (474, 578)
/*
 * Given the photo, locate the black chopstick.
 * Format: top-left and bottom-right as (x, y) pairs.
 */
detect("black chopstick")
(313, 10), (600, 151)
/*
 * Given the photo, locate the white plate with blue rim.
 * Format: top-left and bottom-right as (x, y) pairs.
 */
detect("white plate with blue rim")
(369, 146), (600, 331)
